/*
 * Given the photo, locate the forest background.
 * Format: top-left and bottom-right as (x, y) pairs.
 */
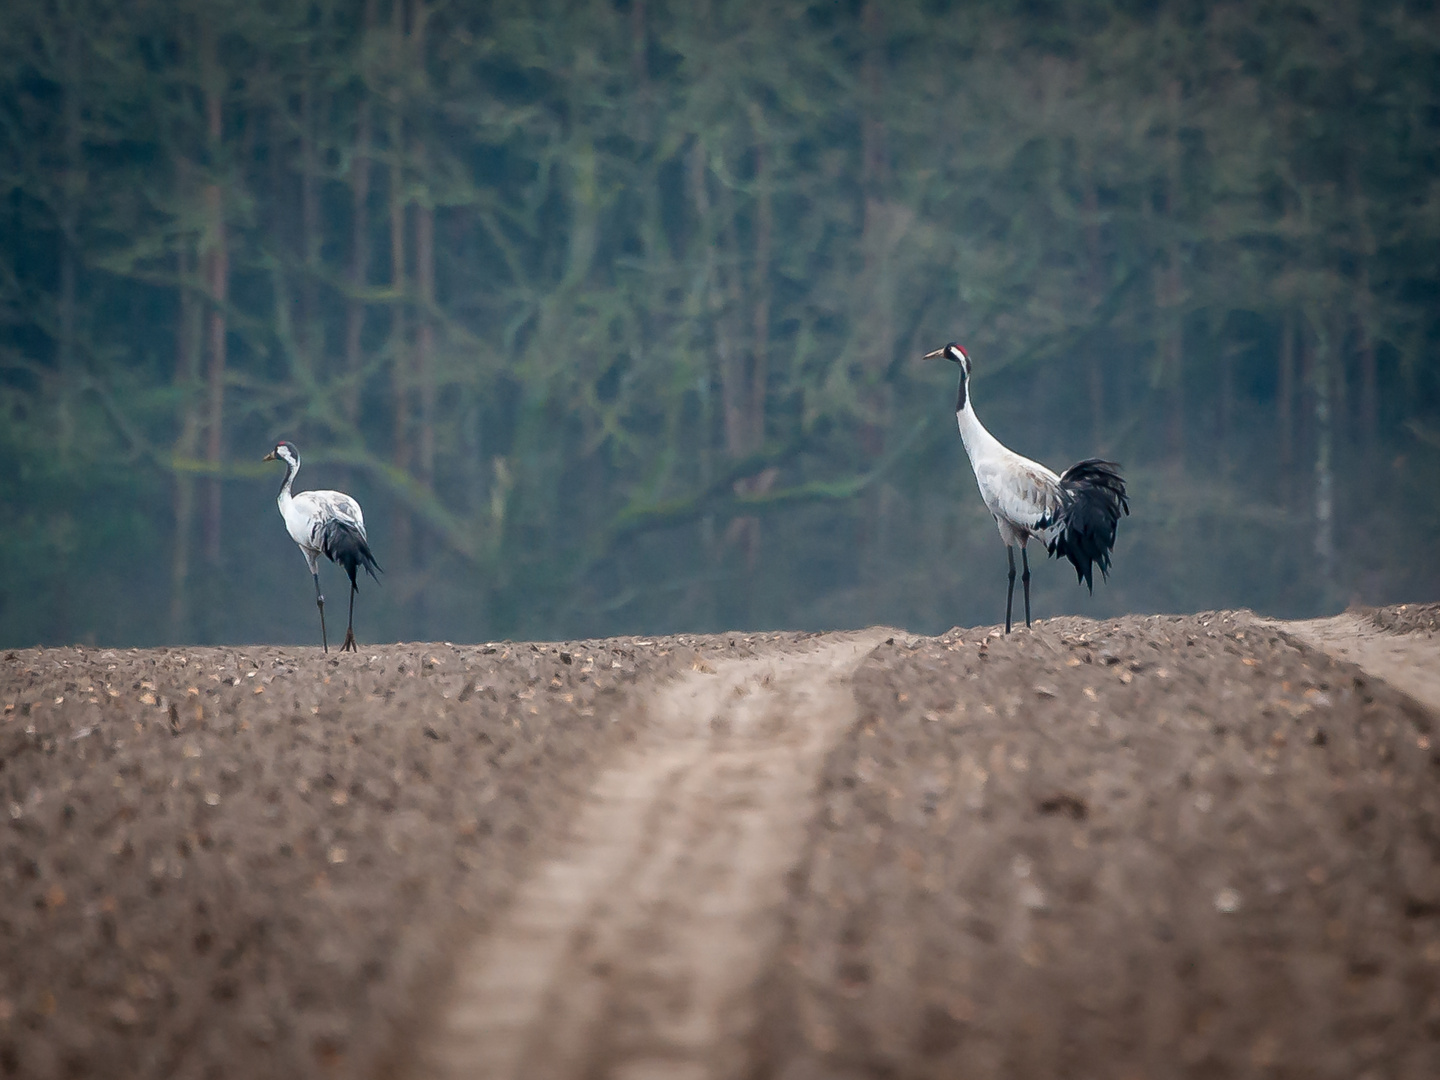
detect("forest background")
(1, 0), (1438, 648)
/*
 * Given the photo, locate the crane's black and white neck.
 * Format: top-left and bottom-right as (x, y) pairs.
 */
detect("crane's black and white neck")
(263, 441), (382, 653)
(925, 342), (1129, 633)
(269, 439), (302, 499)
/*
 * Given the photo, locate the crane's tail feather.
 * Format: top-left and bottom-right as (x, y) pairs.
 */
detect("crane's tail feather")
(1044, 459), (1129, 593)
(320, 520), (383, 589)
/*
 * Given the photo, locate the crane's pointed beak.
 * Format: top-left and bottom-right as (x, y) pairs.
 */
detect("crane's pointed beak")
(923, 348), (946, 360)
(262, 451), (277, 461)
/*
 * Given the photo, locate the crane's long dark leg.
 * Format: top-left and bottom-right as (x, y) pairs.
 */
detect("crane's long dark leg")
(1005, 546), (1016, 635)
(341, 581), (358, 652)
(1021, 546), (1032, 628)
(313, 572), (329, 654)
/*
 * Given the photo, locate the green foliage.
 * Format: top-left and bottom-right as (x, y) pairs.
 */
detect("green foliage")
(1, 0), (1438, 646)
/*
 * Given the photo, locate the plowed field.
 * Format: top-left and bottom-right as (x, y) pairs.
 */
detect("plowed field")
(3, 606), (1438, 1079)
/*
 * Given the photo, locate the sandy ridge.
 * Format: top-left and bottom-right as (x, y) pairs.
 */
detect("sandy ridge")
(1263, 612), (1440, 715)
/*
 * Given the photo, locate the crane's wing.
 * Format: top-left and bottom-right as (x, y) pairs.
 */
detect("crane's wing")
(288, 490), (367, 551)
(977, 456), (1064, 535)
(307, 490), (367, 537)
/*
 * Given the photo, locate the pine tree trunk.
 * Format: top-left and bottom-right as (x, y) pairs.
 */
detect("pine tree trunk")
(1356, 308), (1377, 448)
(57, 17), (81, 461)
(1163, 79), (1184, 467)
(1312, 322), (1336, 609)
(1278, 314), (1294, 504)
(717, 176), (747, 460)
(857, 0), (890, 460)
(748, 109), (771, 456)
(388, 50), (412, 580)
(171, 242), (204, 639)
(729, 112), (774, 583)
(299, 80), (320, 360)
(688, 138), (720, 627)
(629, 0), (649, 138)
(416, 198), (436, 487)
(410, 0), (435, 494)
(1218, 317), (1233, 474)
(1348, 165), (1378, 450)
(1081, 163), (1105, 448)
(414, 175), (435, 640)
(202, 50), (228, 568)
(715, 147), (760, 598)
(346, 95), (372, 427)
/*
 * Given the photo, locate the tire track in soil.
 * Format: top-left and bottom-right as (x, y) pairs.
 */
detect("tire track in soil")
(1267, 613), (1440, 715)
(409, 629), (894, 1080)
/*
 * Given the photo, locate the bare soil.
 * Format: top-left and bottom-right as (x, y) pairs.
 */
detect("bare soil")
(0, 632), (798, 1079)
(3, 605), (1439, 1079)
(760, 608), (1440, 1080)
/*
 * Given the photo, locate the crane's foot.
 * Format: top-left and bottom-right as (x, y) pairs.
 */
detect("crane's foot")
(340, 629), (358, 652)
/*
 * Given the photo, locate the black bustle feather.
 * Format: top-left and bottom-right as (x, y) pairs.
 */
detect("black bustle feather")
(320, 519), (382, 588)
(1045, 459), (1129, 592)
